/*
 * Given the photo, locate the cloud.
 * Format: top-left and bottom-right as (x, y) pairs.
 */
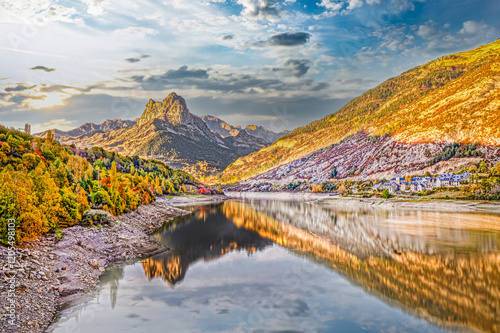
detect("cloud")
(347, 0), (364, 11)
(81, 0), (107, 16)
(112, 27), (159, 39)
(125, 58), (141, 63)
(220, 34), (234, 41)
(236, 0), (282, 21)
(30, 66), (56, 72)
(458, 20), (493, 38)
(39, 84), (74, 93)
(32, 118), (77, 132)
(416, 22), (443, 40)
(0, 0), (80, 25)
(9, 94), (45, 104)
(268, 32), (311, 46)
(131, 65), (328, 93)
(253, 32), (311, 47)
(316, 0), (425, 18)
(125, 54), (151, 63)
(272, 59), (310, 78)
(376, 26), (416, 51)
(411, 20), (498, 56)
(5, 84), (36, 92)
(317, 0), (343, 12)
(154, 65), (209, 80)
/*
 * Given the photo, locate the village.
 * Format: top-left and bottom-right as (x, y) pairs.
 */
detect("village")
(372, 172), (471, 194)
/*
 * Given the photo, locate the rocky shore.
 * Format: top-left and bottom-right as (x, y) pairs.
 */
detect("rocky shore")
(0, 195), (227, 333)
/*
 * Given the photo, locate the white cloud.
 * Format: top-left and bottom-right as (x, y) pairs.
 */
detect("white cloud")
(236, 0), (282, 21)
(32, 118), (76, 132)
(111, 26), (160, 39)
(0, 0), (81, 25)
(81, 0), (107, 16)
(416, 22), (442, 40)
(205, 16), (230, 26)
(420, 20), (497, 54)
(347, 0), (363, 11)
(458, 20), (493, 37)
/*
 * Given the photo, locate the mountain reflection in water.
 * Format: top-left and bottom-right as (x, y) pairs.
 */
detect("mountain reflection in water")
(142, 204), (273, 285)
(142, 200), (500, 333)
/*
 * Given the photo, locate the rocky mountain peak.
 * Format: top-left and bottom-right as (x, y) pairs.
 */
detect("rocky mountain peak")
(139, 92), (193, 126)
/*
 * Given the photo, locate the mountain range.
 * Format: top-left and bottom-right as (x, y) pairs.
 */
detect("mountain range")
(216, 39), (500, 184)
(35, 119), (136, 140)
(37, 93), (289, 177)
(202, 115), (289, 144)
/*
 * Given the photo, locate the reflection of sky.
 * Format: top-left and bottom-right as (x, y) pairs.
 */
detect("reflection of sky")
(51, 246), (451, 333)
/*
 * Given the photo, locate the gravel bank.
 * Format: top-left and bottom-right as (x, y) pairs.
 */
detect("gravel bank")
(0, 195), (227, 333)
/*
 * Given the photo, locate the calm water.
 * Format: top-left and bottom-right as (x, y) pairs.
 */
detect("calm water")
(50, 199), (500, 333)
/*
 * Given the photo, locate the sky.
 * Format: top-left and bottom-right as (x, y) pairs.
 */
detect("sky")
(0, 0), (499, 134)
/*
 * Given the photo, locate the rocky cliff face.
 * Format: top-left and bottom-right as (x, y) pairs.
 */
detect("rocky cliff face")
(201, 115), (240, 137)
(139, 93), (194, 126)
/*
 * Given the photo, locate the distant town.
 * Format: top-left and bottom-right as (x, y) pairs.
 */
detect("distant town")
(373, 172), (471, 194)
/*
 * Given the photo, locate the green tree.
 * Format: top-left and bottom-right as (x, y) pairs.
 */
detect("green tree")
(381, 189), (391, 199)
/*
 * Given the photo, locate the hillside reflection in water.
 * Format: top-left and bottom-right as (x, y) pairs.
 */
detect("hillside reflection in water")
(143, 200), (500, 332)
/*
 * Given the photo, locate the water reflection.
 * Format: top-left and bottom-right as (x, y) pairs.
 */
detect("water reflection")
(143, 204), (272, 285)
(142, 200), (500, 333)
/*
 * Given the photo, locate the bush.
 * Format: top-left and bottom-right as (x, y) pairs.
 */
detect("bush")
(381, 189), (391, 198)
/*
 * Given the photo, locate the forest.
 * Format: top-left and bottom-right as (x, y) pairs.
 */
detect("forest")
(0, 125), (195, 244)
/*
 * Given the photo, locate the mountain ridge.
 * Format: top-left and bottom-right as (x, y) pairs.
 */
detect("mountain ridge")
(34, 119), (136, 139)
(201, 115), (290, 143)
(50, 93), (285, 177)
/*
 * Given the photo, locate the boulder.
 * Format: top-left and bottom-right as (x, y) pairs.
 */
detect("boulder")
(80, 210), (113, 227)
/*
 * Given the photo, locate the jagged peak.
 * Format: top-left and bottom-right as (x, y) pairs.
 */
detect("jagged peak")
(139, 92), (192, 126)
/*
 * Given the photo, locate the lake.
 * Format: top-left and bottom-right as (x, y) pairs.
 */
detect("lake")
(49, 199), (500, 333)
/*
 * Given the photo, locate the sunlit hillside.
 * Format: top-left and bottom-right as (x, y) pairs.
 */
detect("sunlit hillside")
(217, 39), (500, 183)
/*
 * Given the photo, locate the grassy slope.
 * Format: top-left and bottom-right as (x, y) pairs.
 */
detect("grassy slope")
(217, 39), (500, 184)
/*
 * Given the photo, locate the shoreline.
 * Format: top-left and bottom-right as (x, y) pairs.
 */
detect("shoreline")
(225, 191), (500, 214)
(0, 194), (227, 333)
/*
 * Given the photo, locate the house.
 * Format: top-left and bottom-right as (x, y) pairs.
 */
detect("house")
(425, 178), (440, 189)
(381, 182), (399, 194)
(451, 172), (470, 186)
(375, 182), (400, 194)
(410, 182), (425, 192)
(451, 175), (462, 187)
(460, 172), (471, 182)
(400, 180), (410, 191)
(391, 177), (406, 185)
(439, 175), (452, 187)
